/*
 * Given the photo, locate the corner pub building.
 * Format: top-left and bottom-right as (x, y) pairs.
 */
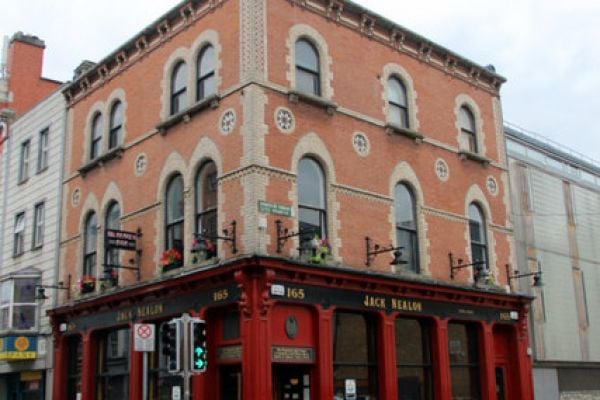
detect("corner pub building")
(49, 0), (534, 399)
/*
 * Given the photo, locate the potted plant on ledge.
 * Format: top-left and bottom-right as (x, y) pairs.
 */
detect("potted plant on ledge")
(78, 275), (96, 294)
(301, 235), (331, 265)
(160, 248), (182, 272)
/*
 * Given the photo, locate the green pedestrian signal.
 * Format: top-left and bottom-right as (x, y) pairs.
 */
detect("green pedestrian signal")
(190, 320), (207, 373)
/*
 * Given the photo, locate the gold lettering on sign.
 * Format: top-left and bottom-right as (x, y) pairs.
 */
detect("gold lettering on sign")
(458, 309), (474, 315)
(137, 304), (164, 318)
(116, 310), (133, 323)
(286, 288), (305, 300)
(213, 289), (229, 302)
(391, 298), (423, 312)
(272, 347), (314, 362)
(499, 312), (511, 321)
(363, 295), (386, 309)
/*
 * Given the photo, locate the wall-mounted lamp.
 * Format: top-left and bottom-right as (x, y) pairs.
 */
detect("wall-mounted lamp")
(35, 275), (71, 301)
(506, 263), (543, 288)
(365, 236), (406, 267)
(275, 220), (317, 253)
(449, 252), (487, 280)
(193, 220), (237, 257)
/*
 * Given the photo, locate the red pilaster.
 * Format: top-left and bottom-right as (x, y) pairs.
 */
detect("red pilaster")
(316, 306), (334, 400)
(379, 313), (397, 400)
(433, 317), (451, 400)
(51, 333), (67, 400)
(239, 270), (273, 399)
(480, 323), (497, 400)
(81, 330), (97, 400)
(129, 322), (144, 400)
(515, 309), (534, 399)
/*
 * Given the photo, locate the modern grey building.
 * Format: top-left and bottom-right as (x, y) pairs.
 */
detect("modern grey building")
(506, 124), (600, 400)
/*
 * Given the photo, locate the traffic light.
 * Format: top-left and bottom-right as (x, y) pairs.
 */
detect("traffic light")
(190, 319), (207, 373)
(161, 320), (181, 373)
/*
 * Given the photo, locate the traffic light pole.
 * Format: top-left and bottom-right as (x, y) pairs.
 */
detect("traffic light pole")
(180, 313), (192, 400)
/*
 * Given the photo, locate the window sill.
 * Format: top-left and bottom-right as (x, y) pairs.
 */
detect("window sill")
(78, 146), (125, 176)
(458, 150), (490, 166)
(36, 166), (49, 175)
(288, 90), (338, 115)
(157, 94), (220, 134)
(17, 178), (29, 186)
(385, 123), (425, 143)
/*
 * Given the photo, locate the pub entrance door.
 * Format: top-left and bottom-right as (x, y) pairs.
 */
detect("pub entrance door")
(273, 365), (311, 400)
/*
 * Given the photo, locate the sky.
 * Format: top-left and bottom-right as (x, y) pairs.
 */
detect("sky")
(2, 0), (599, 162)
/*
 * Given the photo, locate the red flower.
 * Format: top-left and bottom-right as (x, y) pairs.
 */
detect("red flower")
(161, 248), (182, 266)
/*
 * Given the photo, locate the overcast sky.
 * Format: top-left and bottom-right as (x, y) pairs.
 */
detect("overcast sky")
(2, 0), (599, 162)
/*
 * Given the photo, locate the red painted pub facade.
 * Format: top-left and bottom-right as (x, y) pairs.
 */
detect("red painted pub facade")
(49, 0), (534, 399)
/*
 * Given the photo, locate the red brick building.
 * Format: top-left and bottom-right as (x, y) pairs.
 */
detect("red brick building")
(50, 1), (533, 399)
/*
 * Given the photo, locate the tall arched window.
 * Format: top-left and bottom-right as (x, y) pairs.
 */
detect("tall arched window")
(170, 62), (187, 115)
(295, 39), (320, 96)
(387, 77), (409, 128)
(468, 203), (487, 271)
(165, 175), (184, 269)
(83, 212), (97, 277)
(196, 45), (216, 101)
(459, 106), (477, 153)
(298, 158), (327, 242)
(195, 161), (218, 252)
(395, 183), (419, 273)
(90, 113), (103, 159)
(109, 101), (123, 149)
(105, 202), (121, 280)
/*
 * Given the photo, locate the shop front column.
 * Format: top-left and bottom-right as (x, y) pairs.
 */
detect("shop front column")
(129, 321), (144, 400)
(432, 317), (451, 400)
(81, 330), (96, 400)
(515, 308), (534, 399)
(316, 306), (334, 400)
(51, 332), (67, 400)
(379, 313), (397, 400)
(480, 323), (496, 400)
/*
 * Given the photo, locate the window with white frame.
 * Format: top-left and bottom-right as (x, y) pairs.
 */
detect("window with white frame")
(295, 39), (321, 96)
(90, 113), (103, 160)
(387, 77), (409, 128)
(196, 45), (216, 101)
(109, 101), (123, 150)
(32, 202), (45, 249)
(459, 106), (478, 153)
(468, 203), (488, 272)
(19, 140), (30, 182)
(0, 276), (40, 331)
(298, 157), (327, 244)
(84, 212), (98, 277)
(37, 127), (49, 172)
(394, 183), (419, 273)
(170, 62), (187, 115)
(13, 212), (25, 256)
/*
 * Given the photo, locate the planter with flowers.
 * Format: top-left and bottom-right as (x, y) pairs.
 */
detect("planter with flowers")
(78, 275), (96, 294)
(190, 237), (216, 264)
(301, 235), (331, 265)
(160, 248), (182, 272)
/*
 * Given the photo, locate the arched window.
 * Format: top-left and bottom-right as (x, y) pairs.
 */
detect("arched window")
(387, 77), (409, 128)
(165, 175), (184, 269)
(459, 106), (477, 153)
(109, 101), (123, 149)
(195, 161), (218, 256)
(298, 158), (327, 242)
(468, 203), (487, 271)
(295, 39), (320, 96)
(196, 45), (216, 101)
(90, 113), (103, 159)
(170, 62), (187, 115)
(105, 202), (121, 281)
(83, 212), (97, 277)
(395, 183), (419, 273)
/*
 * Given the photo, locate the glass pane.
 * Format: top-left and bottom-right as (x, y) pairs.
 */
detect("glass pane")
(198, 45), (215, 76)
(172, 62), (187, 93)
(15, 214), (25, 232)
(298, 158), (325, 208)
(12, 305), (36, 329)
(0, 308), (9, 329)
(199, 75), (216, 99)
(167, 176), (184, 222)
(92, 114), (103, 140)
(333, 313), (369, 364)
(448, 323), (479, 365)
(106, 203), (121, 230)
(296, 69), (319, 95)
(450, 367), (480, 400)
(85, 213), (97, 254)
(397, 367), (433, 400)
(333, 366), (377, 400)
(396, 229), (418, 273)
(388, 77), (407, 107)
(395, 318), (429, 365)
(110, 102), (123, 129)
(395, 184), (415, 228)
(0, 281), (12, 305)
(295, 40), (319, 71)
(14, 278), (37, 302)
(389, 104), (409, 128)
(459, 107), (476, 132)
(196, 162), (217, 212)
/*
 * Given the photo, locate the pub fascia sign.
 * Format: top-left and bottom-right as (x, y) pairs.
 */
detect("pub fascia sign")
(0, 336), (37, 361)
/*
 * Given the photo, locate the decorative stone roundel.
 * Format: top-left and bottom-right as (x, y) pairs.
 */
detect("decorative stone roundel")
(275, 107), (295, 134)
(71, 188), (81, 207)
(134, 153), (148, 177)
(487, 176), (498, 196)
(219, 109), (236, 135)
(435, 158), (449, 182)
(352, 132), (370, 157)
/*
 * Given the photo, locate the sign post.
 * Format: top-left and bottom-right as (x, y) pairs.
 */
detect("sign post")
(134, 323), (155, 400)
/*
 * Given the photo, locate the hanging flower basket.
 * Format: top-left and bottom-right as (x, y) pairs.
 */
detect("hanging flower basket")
(78, 275), (96, 294)
(190, 238), (216, 263)
(161, 248), (182, 272)
(301, 235), (331, 265)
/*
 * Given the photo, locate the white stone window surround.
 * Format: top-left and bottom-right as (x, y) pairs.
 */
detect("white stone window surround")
(454, 94), (486, 156)
(389, 161), (429, 276)
(381, 63), (420, 133)
(81, 89), (128, 165)
(289, 132), (339, 260)
(160, 30), (222, 121)
(464, 185), (496, 281)
(286, 24), (335, 101)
